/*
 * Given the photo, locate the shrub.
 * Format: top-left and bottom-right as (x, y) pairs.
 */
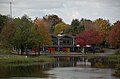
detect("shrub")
(113, 64), (120, 77)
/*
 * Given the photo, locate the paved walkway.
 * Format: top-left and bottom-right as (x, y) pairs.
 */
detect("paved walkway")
(0, 49), (119, 58)
(98, 49), (116, 56)
(44, 49), (118, 57)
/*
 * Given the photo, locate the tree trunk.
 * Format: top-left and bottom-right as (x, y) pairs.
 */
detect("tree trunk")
(38, 43), (41, 55)
(17, 48), (19, 55)
(21, 44), (24, 55)
(25, 46), (28, 55)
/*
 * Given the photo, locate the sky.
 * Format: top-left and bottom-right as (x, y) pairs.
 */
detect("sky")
(0, 0), (120, 24)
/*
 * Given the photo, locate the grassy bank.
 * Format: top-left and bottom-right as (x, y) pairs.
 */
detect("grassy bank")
(0, 47), (55, 66)
(0, 47), (14, 55)
(0, 55), (55, 66)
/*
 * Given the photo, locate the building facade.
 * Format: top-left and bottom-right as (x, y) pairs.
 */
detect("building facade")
(44, 34), (79, 52)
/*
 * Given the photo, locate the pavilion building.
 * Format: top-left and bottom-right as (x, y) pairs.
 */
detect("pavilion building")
(44, 34), (79, 52)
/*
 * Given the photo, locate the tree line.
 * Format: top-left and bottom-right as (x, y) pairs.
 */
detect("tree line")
(0, 14), (120, 54)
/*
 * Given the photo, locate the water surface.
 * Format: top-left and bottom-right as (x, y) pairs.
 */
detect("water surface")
(47, 67), (119, 79)
(0, 65), (119, 79)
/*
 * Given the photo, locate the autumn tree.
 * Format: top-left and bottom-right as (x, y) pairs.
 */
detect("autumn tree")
(34, 17), (52, 46)
(53, 22), (69, 35)
(75, 29), (104, 46)
(80, 18), (96, 31)
(109, 21), (120, 48)
(42, 15), (62, 33)
(65, 19), (85, 36)
(94, 18), (110, 45)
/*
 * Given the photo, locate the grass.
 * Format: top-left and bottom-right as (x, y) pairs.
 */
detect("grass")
(0, 48), (55, 66)
(113, 64), (120, 77)
(0, 48), (14, 55)
(0, 55), (55, 66)
(0, 47), (55, 66)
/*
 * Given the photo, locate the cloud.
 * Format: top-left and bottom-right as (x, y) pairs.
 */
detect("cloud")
(0, 0), (120, 24)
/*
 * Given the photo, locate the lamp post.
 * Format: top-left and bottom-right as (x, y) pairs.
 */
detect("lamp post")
(82, 47), (85, 54)
(76, 45), (80, 52)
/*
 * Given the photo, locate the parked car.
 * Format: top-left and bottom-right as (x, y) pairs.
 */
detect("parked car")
(94, 47), (104, 53)
(85, 47), (93, 53)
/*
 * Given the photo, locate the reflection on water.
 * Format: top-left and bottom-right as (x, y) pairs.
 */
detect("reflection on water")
(48, 67), (119, 79)
(0, 62), (119, 79)
(0, 65), (50, 78)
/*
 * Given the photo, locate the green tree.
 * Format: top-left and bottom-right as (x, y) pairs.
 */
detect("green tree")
(65, 19), (85, 36)
(13, 15), (41, 54)
(0, 17), (15, 48)
(0, 14), (7, 32)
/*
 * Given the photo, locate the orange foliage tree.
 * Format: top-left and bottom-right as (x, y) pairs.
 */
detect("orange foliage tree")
(34, 18), (52, 46)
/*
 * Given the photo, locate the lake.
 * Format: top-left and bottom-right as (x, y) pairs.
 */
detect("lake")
(0, 62), (119, 79)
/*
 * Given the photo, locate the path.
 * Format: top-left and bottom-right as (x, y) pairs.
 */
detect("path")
(0, 49), (118, 58)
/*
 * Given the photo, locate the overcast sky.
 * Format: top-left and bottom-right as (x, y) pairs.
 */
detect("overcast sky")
(0, 0), (120, 24)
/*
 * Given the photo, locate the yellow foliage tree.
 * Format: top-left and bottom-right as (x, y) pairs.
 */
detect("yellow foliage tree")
(53, 22), (69, 35)
(94, 18), (110, 43)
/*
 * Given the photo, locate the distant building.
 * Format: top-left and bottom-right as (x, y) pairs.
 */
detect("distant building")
(44, 34), (79, 52)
